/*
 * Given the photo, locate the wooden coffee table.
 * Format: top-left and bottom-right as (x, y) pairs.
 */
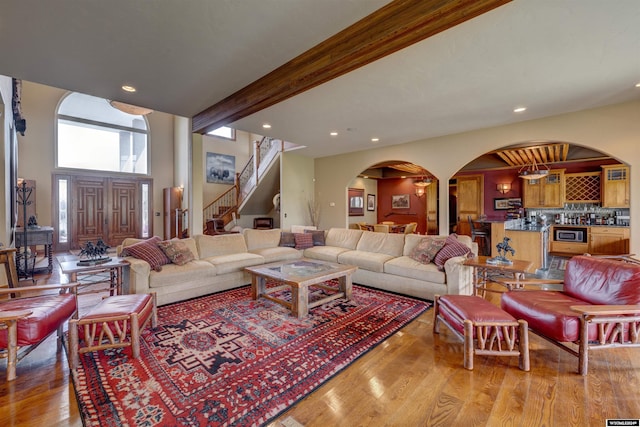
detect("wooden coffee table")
(463, 256), (534, 297)
(245, 259), (357, 318)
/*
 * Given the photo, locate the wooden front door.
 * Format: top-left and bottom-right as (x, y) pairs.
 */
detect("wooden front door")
(53, 173), (152, 251)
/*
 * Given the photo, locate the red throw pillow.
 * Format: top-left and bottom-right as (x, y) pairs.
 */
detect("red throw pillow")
(294, 233), (314, 250)
(434, 234), (472, 270)
(124, 236), (171, 271)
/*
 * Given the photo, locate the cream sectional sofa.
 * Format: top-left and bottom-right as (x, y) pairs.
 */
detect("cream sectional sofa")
(119, 228), (476, 306)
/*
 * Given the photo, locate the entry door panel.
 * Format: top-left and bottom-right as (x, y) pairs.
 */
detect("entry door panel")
(74, 177), (107, 249)
(110, 180), (138, 245)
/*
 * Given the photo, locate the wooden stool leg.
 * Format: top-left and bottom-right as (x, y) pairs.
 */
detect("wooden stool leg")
(463, 320), (474, 370)
(130, 313), (140, 359)
(518, 320), (530, 371)
(68, 319), (79, 371)
(433, 295), (441, 334)
(6, 319), (19, 381)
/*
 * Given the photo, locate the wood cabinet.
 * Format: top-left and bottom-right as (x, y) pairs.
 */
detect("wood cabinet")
(601, 164), (630, 208)
(550, 241), (589, 255)
(426, 180), (438, 235)
(522, 169), (565, 208)
(564, 171), (601, 203)
(456, 175), (484, 221)
(505, 230), (545, 271)
(589, 226), (630, 255)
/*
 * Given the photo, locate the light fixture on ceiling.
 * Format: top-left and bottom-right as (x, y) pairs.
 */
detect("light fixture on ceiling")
(262, 123), (271, 129)
(109, 100), (153, 116)
(414, 177), (432, 197)
(121, 85), (137, 93)
(514, 106), (527, 113)
(330, 132), (338, 136)
(518, 158), (550, 180)
(496, 183), (511, 194)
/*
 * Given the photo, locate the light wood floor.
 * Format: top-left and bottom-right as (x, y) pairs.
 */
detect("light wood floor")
(1, 260), (639, 427)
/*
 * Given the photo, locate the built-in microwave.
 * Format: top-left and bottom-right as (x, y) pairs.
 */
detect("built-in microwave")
(554, 228), (586, 243)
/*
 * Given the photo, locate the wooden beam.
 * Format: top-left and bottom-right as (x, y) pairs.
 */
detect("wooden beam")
(192, 0), (512, 134)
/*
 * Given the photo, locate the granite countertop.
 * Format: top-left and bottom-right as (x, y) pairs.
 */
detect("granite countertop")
(505, 224), (550, 232)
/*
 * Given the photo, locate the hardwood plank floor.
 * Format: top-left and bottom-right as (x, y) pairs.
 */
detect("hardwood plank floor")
(1, 258), (639, 426)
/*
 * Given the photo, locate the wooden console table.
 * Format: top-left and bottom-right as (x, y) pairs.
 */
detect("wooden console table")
(15, 226), (54, 274)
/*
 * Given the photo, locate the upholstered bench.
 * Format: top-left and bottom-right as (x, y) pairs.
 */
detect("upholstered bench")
(433, 294), (530, 371)
(68, 293), (157, 371)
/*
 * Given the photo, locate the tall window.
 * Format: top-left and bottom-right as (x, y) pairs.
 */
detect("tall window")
(57, 92), (149, 174)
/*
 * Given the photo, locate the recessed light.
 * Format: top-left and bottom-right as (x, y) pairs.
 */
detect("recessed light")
(635, 82), (640, 88)
(400, 176), (406, 179)
(330, 132), (338, 136)
(121, 85), (137, 93)
(363, 175), (369, 179)
(371, 138), (379, 142)
(262, 123), (271, 129)
(514, 107), (527, 113)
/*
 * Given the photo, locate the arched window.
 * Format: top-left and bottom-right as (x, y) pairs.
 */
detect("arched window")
(56, 92), (149, 174)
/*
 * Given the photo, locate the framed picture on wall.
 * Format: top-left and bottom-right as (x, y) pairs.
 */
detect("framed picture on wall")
(348, 188), (365, 216)
(494, 197), (522, 210)
(367, 194), (375, 211)
(391, 194), (410, 209)
(206, 152), (235, 185)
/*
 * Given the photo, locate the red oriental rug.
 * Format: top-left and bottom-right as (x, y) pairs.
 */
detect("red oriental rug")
(71, 283), (430, 426)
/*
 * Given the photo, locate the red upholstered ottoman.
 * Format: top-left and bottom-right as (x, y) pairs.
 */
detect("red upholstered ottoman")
(433, 294), (530, 371)
(68, 293), (157, 371)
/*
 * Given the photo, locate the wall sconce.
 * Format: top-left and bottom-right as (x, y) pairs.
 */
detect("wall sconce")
(496, 183), (511, 194)
(414, 177), (432, 197)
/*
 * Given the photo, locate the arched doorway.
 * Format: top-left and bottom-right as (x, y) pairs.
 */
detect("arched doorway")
(348, 161), (438, 235)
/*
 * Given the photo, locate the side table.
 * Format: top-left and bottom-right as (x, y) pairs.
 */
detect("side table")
(57, 256), (130, 296)
(463, 256), (533, 297)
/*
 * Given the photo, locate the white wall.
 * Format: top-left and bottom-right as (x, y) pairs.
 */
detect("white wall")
(314, 101), (640, 254)
(201, 132), (252, 204)
(280, 152), (315, 230)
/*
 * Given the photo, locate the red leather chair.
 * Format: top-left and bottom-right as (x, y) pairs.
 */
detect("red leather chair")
(1, 279), (78, 381)
(501, 255), (640, 375)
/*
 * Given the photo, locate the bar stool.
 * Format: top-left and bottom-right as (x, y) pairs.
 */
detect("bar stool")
(468, 216), (490, 256)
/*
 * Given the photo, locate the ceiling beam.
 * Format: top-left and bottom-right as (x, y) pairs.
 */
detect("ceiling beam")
(192, 0), (512, 134)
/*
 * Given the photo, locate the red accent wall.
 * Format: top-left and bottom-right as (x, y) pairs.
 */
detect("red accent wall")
(377, 178), (427, 234)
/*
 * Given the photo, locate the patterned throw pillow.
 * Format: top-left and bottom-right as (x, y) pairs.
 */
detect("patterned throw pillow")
(124, 236), (171, 271)
(157, 239), (196, 266)
(294, 233), (314, 250)
(304, 230), (326, 246)
(279, 232), (296, 248)
(409, 237), (446, 264)
(434, 234), (472, 270)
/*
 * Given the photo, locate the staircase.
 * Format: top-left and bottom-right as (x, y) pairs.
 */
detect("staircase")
(202, 137), (283, 233)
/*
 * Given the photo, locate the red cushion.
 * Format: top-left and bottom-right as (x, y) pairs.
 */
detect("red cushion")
(439, 295), (515, 336)
(501, 290), (592, 342)
(77, 294), (153, 340)
(0, 294), (77, 347)
(294, 233), (314, 250)
(434, 234), (471, 269)
(564, 255), (640, 305)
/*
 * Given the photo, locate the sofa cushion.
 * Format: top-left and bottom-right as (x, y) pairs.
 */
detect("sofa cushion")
(294, 233), (314, 250)
(324, 228), (363, 250)
(250, 247), (303, 263)
(278, 232), (296, 248)
(356, 231), (404, 257)
(303, 245), (351, 263)
(196, 233), (248, 258)
(563, 255), (640, 305)
(244, 228), (282, 251)
(305, 229), (326, 246)
(434, 234), (472, 270)
(149, 260), (218, 288)
(409, 236), (446, 264)
(338, 250), (394, 273)
(124, 236), (171, 271)
(157, 239), (196, 265)
(203, 253), (264, 274)
(384, 256), (446, 284)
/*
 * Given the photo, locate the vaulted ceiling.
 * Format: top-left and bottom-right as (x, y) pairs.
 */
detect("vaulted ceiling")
(2, 1), (639, 159)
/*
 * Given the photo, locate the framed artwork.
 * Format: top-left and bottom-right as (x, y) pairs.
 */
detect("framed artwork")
(206, 152), (235, 185)
(348, 188), (364, 216)
(367, 194), (376, 211)
(494, 197), (522, 210)
(391, 194), (410, 209)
